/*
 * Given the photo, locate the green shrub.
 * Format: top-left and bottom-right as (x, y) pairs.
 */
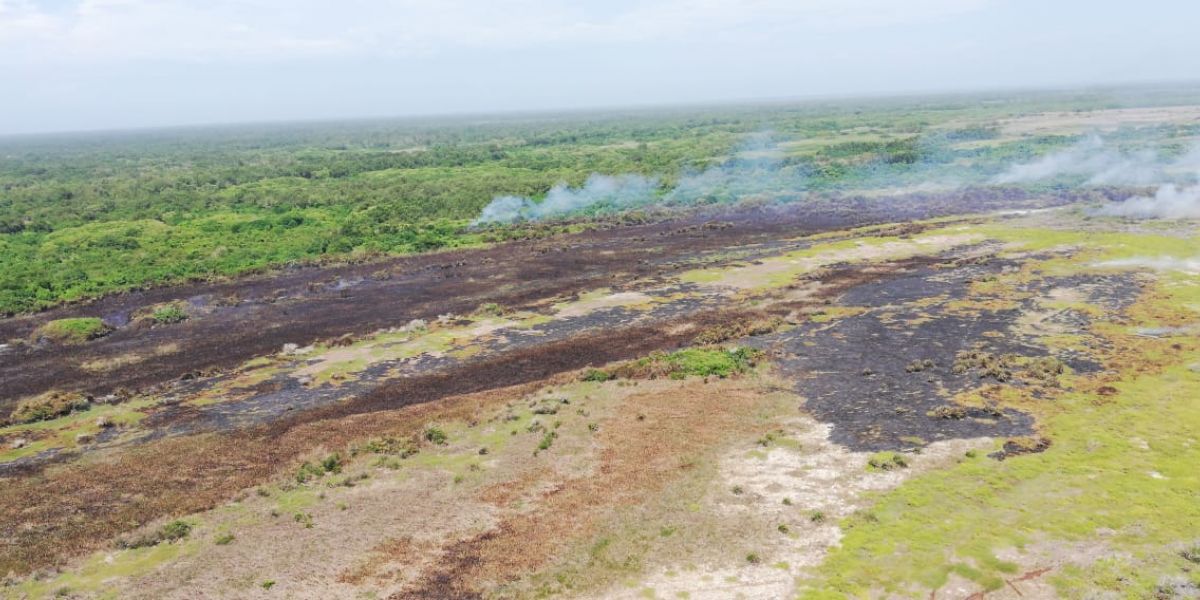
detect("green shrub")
(664, 347), (760, 378)
(295, 462), (325, 483)
(360, 436), (419, 458)
(151, 304), (189, 324)
(611, 347), (763, 380)
(119, 519), (192, 549)
(424, 427), (448, 445)
(33, 318), (110, 344)
(320, 453), (342, 474)
(473, 302), (506, 317)
(581, 368), (611, 382)
(867, 452), (909, 471)
(8, 391), (90, 425)
(160, 520), (192, 542)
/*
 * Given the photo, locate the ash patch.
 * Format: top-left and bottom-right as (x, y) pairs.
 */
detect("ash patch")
(755, 306), (1038, 452)
(750, 261), (1141, 452)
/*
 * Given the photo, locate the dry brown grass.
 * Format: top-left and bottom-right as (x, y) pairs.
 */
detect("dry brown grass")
(0, 377), (561, 577)
(338, 537), (430, 586)
(79, 343), (180, 373)
(392, 378), (768, 599)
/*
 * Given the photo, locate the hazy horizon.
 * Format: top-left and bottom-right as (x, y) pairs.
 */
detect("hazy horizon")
(3, 0), (1200, 136)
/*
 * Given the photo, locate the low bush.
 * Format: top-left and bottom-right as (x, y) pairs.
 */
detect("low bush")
(150, 304), (189, 325)
(294, 512), (314, 528)
(611, 347), (762, 380)
(953, 350), (1015, 382)
(295, 453), (342, 483)
(32, 318), (111, 344)
(867, 452), (909, 471)
(7, 391), (90, 425)
(473, 302), (507, 317)
(159, 520), (192, 542)
(119, 520), (192, 549)
(358, 436), (419, 458)
(929, 405), (968, 420)
(905, 359), (935, 373)
(424, 427), (448, 445)
(692, 316), (784, 345)
(1025, 356), (1066, 382)
(581, 368), (611, 382)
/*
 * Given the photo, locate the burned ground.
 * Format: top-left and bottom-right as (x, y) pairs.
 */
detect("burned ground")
(752, 257), (1141, 450)
(0, 251), (953, 575)
(0, 187), (1105, 414)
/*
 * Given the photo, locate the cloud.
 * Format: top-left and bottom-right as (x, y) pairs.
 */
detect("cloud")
(0, 0), (992, 66)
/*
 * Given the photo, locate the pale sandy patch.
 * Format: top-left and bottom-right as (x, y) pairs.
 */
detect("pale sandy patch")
(554, 290), (655, 318)
(996, 105), (1200, 137)
(594, 416), (991, 600)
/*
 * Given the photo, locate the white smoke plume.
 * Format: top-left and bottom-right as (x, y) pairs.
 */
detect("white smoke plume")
(472, 173), (659, 225)
(664, 131), (802, 204)
(992, 135), (1166, 185)
(1094, 183), (1200, 219)
(472, 132), (803, 225)
(1173, 144), (1200, 171)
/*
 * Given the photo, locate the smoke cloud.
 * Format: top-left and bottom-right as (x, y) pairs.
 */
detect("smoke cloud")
(472, 130), (1200, 225)
(665, 132), (806, 205)
(1094, 183), (1200, 219)
(473, 132), (807, 225)
(992, 135), (1167, 185)
(472, 173), (659, 225)
(991, 134), (1200, 219)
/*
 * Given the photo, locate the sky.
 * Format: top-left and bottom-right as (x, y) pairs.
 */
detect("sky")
(1, 0), (1199, 135)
